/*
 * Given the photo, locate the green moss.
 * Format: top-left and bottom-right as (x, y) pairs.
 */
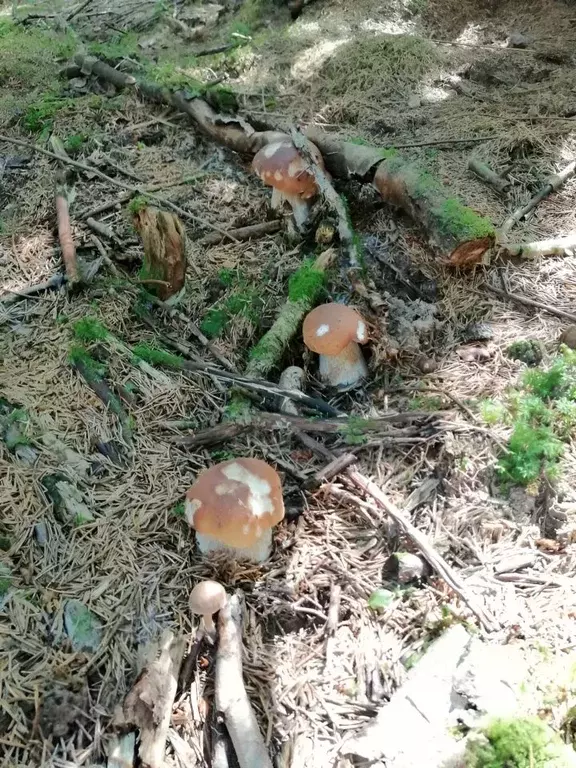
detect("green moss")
(483, 349), (576, 486)
(434, 197), (495, 241)
(341, 416), (369, 445)
(465, 717), (571, 768)
(201, 308), (229, 339)
(128, 195), (149, 215)
(409, 395), (444, 411)
(223, 394), (252, 422)
(73, 317), (109, 343)
(64, 134), (87, 154)
(68, 346), (108, 378)
(288, 259), (326, 303)
(132, 344), (184, 369)
(0, 562), (12, 597)
(507, 339), (544, 367)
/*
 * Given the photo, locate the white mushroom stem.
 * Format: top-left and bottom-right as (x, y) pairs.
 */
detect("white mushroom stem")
(203, 613), (216, 635)
(318, 341), (368, 390)
(195, 529), (273, 564)
(269, 188), (311, 232)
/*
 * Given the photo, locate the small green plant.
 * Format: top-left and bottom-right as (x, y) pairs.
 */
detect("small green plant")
(23, 94), (72, 134)
(341, 416), (369, 445)
(87, 32), (140, 62)
(172, 501), (186, 518)
(465, 717), (571, 768)
(200, 308), (229, 339)
(507, 339), (544, 367)
(483, 349), (576, 486)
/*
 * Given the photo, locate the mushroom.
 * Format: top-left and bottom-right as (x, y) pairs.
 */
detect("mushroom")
(185, 458), (285, 563)
(252, 138), (325, 231)
(189, 580), (227, 637)
(302, 303), (368, 390)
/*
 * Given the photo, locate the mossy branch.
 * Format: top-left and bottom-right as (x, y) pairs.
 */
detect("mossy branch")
(245, 250), (336, 380)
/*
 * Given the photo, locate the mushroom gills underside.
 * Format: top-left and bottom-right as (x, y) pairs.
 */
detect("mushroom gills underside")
(195, 528), (273, 563)
(318, 341), (368, 389)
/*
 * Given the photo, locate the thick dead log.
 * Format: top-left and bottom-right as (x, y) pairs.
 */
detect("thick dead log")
(133, 207), (186, 300)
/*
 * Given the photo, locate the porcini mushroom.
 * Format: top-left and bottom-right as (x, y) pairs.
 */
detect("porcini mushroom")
(189, 580), (227, 637)
(252, 138), (325, 231)
(185, 458), (284, 563)
(303, 303), (368, 390)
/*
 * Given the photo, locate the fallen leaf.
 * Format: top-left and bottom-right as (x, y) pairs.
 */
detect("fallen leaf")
(535, 538), (565, 553)
(446, 235), (495, 267)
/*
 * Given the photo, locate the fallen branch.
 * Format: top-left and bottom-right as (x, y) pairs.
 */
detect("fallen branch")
(123, 630), (185, 768)
(344, 468), (499, 632)
(468, 157), (510, 195)
(215, 593), (273, 768)
(134, 345), (341, 416)
(136, 291), (235, 371)
(501, 234), (576, 258)
(69, 57), (496, 264)
(244, 248), (336, 380)
(290, 128), (361, 268)
(166, 410), (440, 448)
(199, 219), (281, 245)
(56, 186), (80, 285)
(484, 284), (576, 324)
(70, 351), (134, 446)
(500, 158), (576, 238)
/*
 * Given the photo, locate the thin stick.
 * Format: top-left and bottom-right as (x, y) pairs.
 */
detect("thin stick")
(344, 469), (499, 632)
(500, 159), (576, 237)
(468, 158), (510, 195)
(199, 220), (282, 245)
(0, 273), (65, 305)
(290, 127), (361, 268)
(484, 284), (576, 323)
(324, 583), (341, 671)
(56, 191), (80, 284)
(391, 135), (498, 149)
(0, 133), (229, 237)
(215, 593), (273, 768)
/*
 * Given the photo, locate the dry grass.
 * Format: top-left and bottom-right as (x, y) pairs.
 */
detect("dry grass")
(2, 0), (576, 765)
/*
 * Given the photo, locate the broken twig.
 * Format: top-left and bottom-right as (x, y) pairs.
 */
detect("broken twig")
(199, 219), (282, 245)
(484, 284), (576, 324)
(500, 158), (576, 237)
(468, 157), (510, 195)
(56, 187), (80, 285)
(215, 593), (273, 768)
(123, 630), (185, 768)
(290, 128), (361, 269)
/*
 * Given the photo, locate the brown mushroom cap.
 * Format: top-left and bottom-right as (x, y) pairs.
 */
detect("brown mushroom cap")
(186, 458), (284, 549)
(303, 303), (368, 355)
(252, 139), (324, 199)
(189, 580), (227, 617)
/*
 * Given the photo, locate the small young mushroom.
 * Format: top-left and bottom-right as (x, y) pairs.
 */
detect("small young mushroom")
(185, 458), (285, 563)
(303, 303), (368, 390)
(252, 138), (325, 232)
(189, 580), (227, 637)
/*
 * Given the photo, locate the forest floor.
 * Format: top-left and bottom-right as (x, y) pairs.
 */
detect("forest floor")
(2, 0), (576, 766)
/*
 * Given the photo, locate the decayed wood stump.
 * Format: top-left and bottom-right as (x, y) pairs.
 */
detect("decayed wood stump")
(133, 207), (186, 300)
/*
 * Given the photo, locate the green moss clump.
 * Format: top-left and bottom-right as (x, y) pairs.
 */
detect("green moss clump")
(288, 259), (326, 303)
(435, 197), (495, 241)
(64, 134), (87, 154)
(128, 195), (149, 215)
(341, 416), (369, 445)
(200, 308), (229, 339)
(132, 344), (184, 369)
(0, 563), (12, 597)
(73, 317), (109, 343)
(68, 346), (108, 377)
(172, 501), (186, 518)
(223, 394), (252, 423)
(465, 717), (571, 768)
(482, 349), (576, 486)
(507, 339), (544, 367)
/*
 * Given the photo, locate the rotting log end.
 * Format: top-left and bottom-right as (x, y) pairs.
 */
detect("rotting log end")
(373, 158), (495, 267)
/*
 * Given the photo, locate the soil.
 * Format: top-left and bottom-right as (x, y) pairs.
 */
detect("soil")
(2, 0), (576, 766)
